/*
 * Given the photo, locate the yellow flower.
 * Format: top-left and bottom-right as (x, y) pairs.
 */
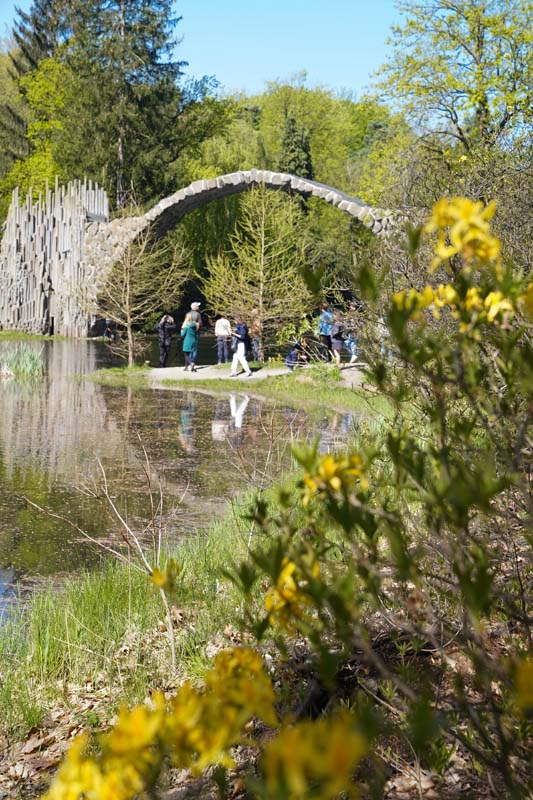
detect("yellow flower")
(483, 291), (513, 323)
(262, 711), (366, 799)
(105, 701), (163, 759)
(464, 287), (483, 312)
(425, 197), (501, 272)
(264, 558), (321, 633)
(302, 452), (366, 506)
(150, 558), (180, 592)
(164, 648), (277, 773)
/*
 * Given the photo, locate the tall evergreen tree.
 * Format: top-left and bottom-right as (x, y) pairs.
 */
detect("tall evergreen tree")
(276, 114), (314, 179)
(63, 0), (187, 208)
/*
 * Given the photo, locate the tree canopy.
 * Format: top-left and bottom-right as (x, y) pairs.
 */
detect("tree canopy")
(377, 0), (533, 150)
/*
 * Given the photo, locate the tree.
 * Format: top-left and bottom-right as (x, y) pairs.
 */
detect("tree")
(201, 186), (315, 358)
(96, 228), (189, 366)
(0, 56), (71, 218)
(61, 0), (188, 209)
(377, 0), (533, 151)
(0, 0), (67, 171)
(0, 41), (28, 179)
(277, 114), (313, 179)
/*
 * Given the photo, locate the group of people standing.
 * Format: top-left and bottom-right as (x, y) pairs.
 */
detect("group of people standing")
(156, 301), (203, 371)
(156, 300), (362, 374)
(156, 303), (253, 377)
(318, 303), (359, 367)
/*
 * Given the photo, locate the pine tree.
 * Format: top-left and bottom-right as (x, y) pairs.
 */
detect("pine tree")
(277, 114), (314, 179)
(64, 0), (186, 209)
(202, 186), (314, 356)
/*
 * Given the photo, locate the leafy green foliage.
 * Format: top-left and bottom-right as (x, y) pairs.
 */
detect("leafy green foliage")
(228, 200), (533, 795)
(377, 0), (533, 151)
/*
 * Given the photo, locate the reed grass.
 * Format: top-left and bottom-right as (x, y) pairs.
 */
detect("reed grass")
(0, 343), (45, 377)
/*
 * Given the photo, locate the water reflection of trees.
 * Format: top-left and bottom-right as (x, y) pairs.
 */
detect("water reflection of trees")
(0, 340), (132, 482)
(0, 340), (359, 593)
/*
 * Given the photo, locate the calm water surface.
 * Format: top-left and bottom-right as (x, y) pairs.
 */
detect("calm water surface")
(0, 339), (357, 611)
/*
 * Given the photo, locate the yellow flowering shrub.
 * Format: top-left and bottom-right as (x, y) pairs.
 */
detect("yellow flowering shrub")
(42, 647), (279, 798)
(301, 452), (367, 507)
(425, 196), (501, 272)
(260, 712), (366, 799)
(41, 198), (531, 798)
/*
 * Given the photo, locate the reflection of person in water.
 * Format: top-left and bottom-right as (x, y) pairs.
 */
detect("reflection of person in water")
(230, 393), (249, 429)
(177, 395), (196, 452)
(211, 398), (230, 442)
(228, 393), (250, 446)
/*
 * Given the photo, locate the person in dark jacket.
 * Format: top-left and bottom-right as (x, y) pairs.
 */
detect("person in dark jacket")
(229, 318), (252, 377)
(155, 314), (176, 367)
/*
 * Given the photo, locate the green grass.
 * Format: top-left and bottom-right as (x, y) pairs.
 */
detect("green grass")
(90, 362), (391, 414)
(0, 331), (51, 341)
(0, 495), (258, 740)
(162, 369), (391, 416)
(0, 343), (45, 377)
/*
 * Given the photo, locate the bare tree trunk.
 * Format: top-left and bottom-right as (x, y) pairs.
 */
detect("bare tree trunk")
(127, 325), (134, 367)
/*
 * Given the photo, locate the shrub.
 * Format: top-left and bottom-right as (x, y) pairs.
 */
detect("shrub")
(42, 199), (532, 798)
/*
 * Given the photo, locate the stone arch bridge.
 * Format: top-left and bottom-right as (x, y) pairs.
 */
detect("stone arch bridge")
(0, 171), (394, 336)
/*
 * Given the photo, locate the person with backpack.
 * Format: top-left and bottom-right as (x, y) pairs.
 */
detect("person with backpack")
(229, 318), (252, 377)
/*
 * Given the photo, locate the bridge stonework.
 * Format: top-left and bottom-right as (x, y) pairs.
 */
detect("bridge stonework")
(0, 170), (394, 336)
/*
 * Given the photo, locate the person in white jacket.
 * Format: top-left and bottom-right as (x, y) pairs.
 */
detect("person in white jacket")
(214, 314), (232, 364)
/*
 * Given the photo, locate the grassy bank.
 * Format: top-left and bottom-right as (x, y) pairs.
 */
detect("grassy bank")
(86, 364), (149, 388)
(164, 372), (389, 415)
(91, 364), (391, 416)
(0, 494), (263, 741)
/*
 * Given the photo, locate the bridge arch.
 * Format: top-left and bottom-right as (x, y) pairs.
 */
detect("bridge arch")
(0, 172), (395, 336)
(83, 170), (394, 276)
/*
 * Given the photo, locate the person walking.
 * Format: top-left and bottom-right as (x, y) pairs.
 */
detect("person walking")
(190, 301), (202, 364)
(330, 311), (345, 367)
(318, 304), (333, 362)
(155, 314), (176, 367)
(229, 318), (252, 377)
(181, 312), (199, 371)
(214, 314), (232, 364)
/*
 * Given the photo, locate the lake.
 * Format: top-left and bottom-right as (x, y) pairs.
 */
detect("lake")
(0, 338), (358, 612)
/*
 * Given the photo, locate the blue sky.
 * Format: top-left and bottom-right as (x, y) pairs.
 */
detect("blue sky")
(0, 0), (400, 97)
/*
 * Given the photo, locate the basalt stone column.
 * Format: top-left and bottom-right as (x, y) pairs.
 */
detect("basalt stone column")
(0, 179), (109, 336)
